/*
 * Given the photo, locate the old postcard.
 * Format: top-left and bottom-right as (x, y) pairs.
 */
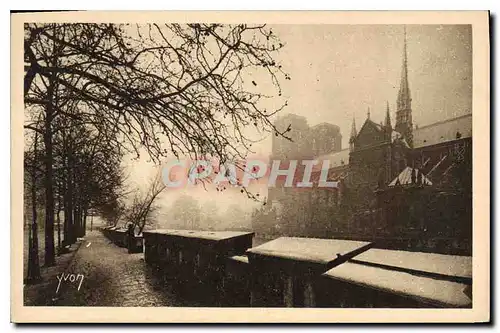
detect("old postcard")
(11, 10), (490, 323)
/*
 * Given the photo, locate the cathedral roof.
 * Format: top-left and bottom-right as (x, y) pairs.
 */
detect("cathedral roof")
(388, 166), (433, 187)
(413, 113), (472, 148)
(360, 118), (384, 133)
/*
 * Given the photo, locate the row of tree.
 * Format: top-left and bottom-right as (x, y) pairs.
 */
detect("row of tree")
(24, 101), (127, 281)
(24, 23), (289, 282)
(161, 194), (251, 232)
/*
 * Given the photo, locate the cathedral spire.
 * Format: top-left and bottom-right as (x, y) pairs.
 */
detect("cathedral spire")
(395, 26), (413, 148)
(349, 115), (357, 151)
(385, 101), (392, 129)
(397, 26), (411, 111)
(350, 115), (357, 140)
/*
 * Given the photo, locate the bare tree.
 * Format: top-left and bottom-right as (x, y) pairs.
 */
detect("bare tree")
(24, 23), (290, 265)
(170, 195), (202, 230)
(25, 126), (42, 283)
(200, 200), (220, 231)
(125, 168), (166, 234)
(225, 203), (249, 231)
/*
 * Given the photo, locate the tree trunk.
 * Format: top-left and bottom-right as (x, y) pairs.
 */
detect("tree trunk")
(82, 208), (88, 237)
(74, 186), (84, 238)
(43, 87), (56, 267)
(56, 182), (62, 254)
(73, 162), (84, 239)
(63, 185), (70, 246)
(66, 146), (75, 244)
(56, 206), (61, 255)
(77, 207), (83, 237)
(73, 204), (80, 239)
(27, 133), (41, 282)
(62, 151), (69, 247)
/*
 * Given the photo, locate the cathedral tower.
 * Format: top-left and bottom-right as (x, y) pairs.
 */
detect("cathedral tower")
(395, 26), (413, 147)
(384, 101), (392, 141)
(349, 115), (357, 151)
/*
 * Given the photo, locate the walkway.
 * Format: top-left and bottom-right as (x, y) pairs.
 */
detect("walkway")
(52, 230), (203, 307)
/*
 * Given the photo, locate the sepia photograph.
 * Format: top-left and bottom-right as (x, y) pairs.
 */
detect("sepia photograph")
(11, 11), (490, 323)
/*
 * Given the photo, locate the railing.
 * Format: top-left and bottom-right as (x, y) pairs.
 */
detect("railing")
(101, 226), (143, 253)
(141, 229), (472, 308)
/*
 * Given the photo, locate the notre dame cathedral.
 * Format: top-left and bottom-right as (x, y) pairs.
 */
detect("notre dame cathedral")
(254, 30), (472, 256)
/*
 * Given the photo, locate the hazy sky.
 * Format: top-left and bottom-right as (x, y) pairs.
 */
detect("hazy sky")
(267, 24), (472, 150)
(125, 24), (472, 211)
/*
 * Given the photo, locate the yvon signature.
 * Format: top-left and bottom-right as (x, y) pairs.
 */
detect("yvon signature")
(56, 273), (84, 293)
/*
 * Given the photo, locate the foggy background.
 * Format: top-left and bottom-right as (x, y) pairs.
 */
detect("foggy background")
(123, 24), (472, 231)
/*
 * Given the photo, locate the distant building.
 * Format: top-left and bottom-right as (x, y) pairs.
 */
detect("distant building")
(267, 114), (342, 205)
(253, 29), (472, 255)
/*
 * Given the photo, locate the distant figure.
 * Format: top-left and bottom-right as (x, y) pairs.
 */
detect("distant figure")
(456, 131), (462, 139)
(127, 223), (135, 253)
